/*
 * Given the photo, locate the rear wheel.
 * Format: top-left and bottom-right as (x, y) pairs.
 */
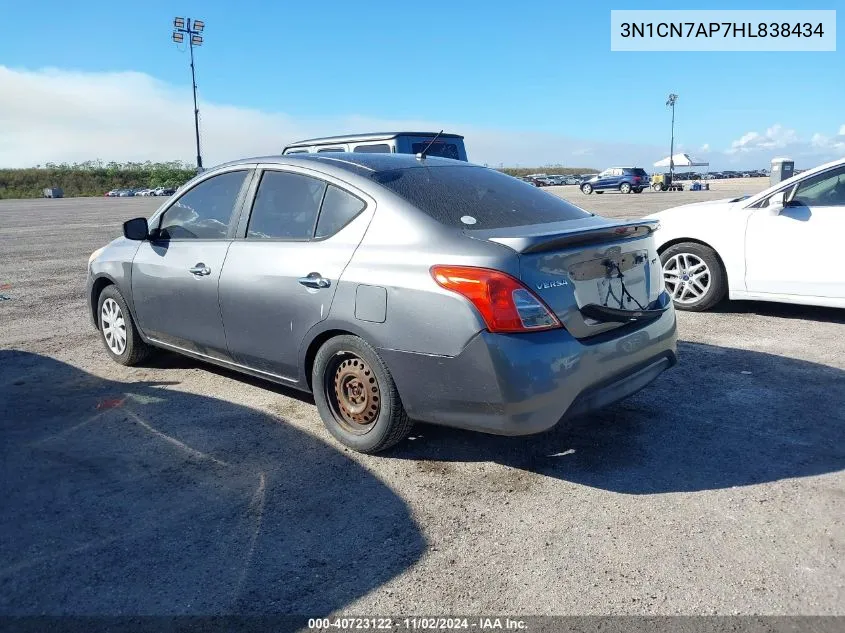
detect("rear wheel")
(660, 242), (727, 311)
(97, 285), (152, 366)
(580, 183), (593, 195)
(634, 188), (643, 193)
(620, 182), (632, 194)
(312, 335), (413, 454)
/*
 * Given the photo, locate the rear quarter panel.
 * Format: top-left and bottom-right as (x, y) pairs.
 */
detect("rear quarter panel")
(306, 194), (518, 360)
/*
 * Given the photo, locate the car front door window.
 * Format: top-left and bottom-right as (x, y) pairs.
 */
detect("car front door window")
(157, 171), (248, 240)
(791, 166), (845, 207)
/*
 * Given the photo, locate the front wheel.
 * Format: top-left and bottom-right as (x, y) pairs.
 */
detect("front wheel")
(312, 335), (413, 454)
(659, 242), (727, 311)
(620, 182), (632, 194)
(97, 285), (153, 365)
(580, 183), (593, 195)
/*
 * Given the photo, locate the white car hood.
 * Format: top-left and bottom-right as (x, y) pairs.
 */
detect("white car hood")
(645, 196), (748, 220)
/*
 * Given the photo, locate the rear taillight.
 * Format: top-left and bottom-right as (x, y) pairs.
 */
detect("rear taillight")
(430, 266), (562, 333)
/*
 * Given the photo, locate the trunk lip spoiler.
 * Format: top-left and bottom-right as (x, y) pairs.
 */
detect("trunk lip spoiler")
(466, 219), (661, 254)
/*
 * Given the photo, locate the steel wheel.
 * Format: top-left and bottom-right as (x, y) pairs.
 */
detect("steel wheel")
(100, 297), (127, 355)
(663, 253), (711, 305)
(326, 353), (381, 435)
(581, 183), (593, 194)
(620, 182), (632, 194)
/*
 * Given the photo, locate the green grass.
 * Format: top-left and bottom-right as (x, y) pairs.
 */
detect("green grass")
(0, 161), (197, 199)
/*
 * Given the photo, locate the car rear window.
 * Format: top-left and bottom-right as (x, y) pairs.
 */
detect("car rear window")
(410, 142), (461, 160)
(371, 166), (591, 229)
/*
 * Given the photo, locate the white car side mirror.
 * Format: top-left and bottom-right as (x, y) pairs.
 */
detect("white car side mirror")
(768, 190), (789, 213)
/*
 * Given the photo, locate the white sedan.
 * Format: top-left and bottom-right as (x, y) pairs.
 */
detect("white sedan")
(647, 157), (845, 311)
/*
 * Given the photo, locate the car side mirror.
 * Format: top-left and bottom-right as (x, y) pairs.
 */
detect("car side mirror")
(123, 217), (149, 241)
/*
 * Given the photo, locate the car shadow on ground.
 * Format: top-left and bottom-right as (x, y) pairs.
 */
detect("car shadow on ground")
(139, 351), (316, 405)
(711, 300), (845, 324)
(389, 341), (845, 494)
(0, 350), (425, 615)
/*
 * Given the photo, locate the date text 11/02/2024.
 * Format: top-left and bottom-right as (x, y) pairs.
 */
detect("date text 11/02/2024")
(308, 617), (528, 630)
(619, 22), (825, 39)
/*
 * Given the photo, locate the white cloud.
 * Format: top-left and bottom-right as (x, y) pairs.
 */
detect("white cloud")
(699, 143), (710, 152)
(725, 123), (845, 166)
(1, 66), (842, 171)
(726, 124), (799, 154)
(1, 65), (671, 169)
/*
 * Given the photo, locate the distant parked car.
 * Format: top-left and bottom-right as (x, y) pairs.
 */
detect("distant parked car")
(153, 187), (176, 197)
(581, 167), (649, 194)
(521, 177), (541, 187)
(117, 190), (134, 197)
(42, 187), (64, 199)
(563, 176), (580, 185)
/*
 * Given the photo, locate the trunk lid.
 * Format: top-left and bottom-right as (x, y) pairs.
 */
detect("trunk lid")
(466, 217), (667, 339)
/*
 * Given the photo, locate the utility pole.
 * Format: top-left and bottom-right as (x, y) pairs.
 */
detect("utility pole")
(172, 17), (205, 172)
(666, 93), (678, 181)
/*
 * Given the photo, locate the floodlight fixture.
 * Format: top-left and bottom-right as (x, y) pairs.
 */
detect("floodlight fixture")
(193, 20), (204, 32)
(173, 17), (185, 29)
(172, 32), (184, 43)
(191, 35), (203, 45)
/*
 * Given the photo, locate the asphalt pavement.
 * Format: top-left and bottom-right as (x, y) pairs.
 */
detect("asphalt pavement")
(0, 189), (842, 616)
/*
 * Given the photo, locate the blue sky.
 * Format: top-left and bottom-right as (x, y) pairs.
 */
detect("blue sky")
(0, 0), (842, 168)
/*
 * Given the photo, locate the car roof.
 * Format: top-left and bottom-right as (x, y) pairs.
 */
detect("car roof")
(214, 152), (474, 177)
(284, 132), (464, 148)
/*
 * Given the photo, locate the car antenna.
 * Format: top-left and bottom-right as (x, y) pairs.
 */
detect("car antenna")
(416, 130), (444, 161)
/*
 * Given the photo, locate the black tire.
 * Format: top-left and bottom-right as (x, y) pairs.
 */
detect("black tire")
(634, 188), (643, 193)
(580, 183), (593, 195)
(97, 284), (153, 366)
(659, 242), (727, 312)
(595, 190), (604, 194)
(652, 183), (662, 192)
(312, 335), (413, 454)
(620, 182), (632, 194)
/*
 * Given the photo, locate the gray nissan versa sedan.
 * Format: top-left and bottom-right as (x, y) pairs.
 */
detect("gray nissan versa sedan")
(87, 153), (677, 453)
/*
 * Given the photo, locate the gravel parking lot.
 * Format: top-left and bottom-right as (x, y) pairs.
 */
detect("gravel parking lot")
(1, 187), (843, 617)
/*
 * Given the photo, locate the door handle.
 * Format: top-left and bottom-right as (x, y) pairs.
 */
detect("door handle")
(189, 263), (211, 276)
(298, 272), (331, 289)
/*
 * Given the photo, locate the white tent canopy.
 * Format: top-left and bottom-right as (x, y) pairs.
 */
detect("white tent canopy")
(653, 153), (709, 168)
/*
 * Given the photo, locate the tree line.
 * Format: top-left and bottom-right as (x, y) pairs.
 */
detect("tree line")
(0, 160), (600, 199)
(0, 161), (198, 199)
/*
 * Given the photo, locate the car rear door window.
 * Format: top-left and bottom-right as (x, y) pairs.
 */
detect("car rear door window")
(157, 170), (248, 240)
(372, 166), (591, 229)
(247, 171), (327, 240)
(315, 185), (366, 238)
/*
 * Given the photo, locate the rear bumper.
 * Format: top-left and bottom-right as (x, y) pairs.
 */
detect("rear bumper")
(379, 307), (677, 436)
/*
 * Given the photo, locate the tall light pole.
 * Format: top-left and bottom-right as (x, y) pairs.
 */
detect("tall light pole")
(666, 93), (678, 180)
(172, 17), (205, 172)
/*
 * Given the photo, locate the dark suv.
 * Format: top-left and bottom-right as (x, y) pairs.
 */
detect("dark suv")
(581, 167), (649, 195)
